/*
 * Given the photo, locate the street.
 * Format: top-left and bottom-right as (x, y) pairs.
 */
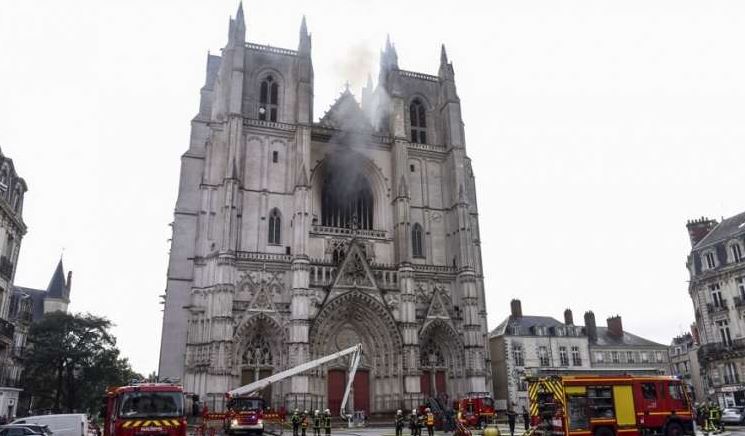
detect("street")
(212, 425), (745, 436)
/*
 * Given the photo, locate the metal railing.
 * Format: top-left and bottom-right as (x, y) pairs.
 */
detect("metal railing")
(735, 296), (745, 308)
(0, 363), (21, 388)
(707, 299), (728, 313)
(698, 337), (745, 360)
(0, 317), (14, 342)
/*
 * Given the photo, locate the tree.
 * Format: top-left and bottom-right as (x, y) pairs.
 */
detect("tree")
(21, 312), (142, 415)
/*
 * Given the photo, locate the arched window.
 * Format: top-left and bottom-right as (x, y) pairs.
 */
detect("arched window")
(268, 208), (281, 244)
(412, 223), (424, 257)
(410, 99), (427, 144)
(321, 172), (374, 230)
(259, 75), (279, 122)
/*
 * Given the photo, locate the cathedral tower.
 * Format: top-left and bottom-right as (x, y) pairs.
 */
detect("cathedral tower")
(159, 5), (491, 413)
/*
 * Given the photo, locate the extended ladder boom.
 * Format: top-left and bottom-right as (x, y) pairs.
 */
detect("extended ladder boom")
(228, 343), (363, 399)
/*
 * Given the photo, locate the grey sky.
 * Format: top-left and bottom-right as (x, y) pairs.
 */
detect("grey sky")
(1, 0), (743, 375)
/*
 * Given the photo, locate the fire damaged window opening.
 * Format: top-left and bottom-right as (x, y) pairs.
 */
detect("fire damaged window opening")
(410, 99), (427, 144)
(321, 172), (374, 230)
(259, 75), (279, 122)
(268, 208), (281, 245)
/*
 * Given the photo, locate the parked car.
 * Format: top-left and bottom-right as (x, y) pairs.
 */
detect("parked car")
(11, 415), (87, 436)
(721, 407), (745, 425)
(0, 425), (46, 436)
(8, 426), (50, 436)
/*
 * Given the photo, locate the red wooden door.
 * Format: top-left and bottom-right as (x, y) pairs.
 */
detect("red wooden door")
(435, 371), (447, 396)
(421, 371), (432, 397)
(328, 370), (345, 413)
(353, 370), (370, 413)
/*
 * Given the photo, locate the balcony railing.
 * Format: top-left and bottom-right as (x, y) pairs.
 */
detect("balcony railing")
(707, 300), (728, 314)
(698, 337), (745, 361)
(735, 296), (745, 308)
(0, 318), (14, 343)
(310, 225), (387, 240)
(0, 255), (13, 280)
(0, 363), (21, 388)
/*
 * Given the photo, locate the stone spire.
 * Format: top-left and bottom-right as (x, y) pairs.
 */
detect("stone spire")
(298, 15), (311, 55)
(228, 2), (246, 47)
(438, 43), (454, 80)
(378, 34), (399, 87)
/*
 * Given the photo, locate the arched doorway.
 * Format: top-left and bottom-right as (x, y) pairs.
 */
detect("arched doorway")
(419, 320), (466, 406)
(310, 291), (403, 414)
(234, 314), (287, 407)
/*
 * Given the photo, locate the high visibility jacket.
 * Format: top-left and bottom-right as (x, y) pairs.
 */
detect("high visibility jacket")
(313, 416), (322, 429)
(426, 413), (434, 426)
(292, 414), (301, 426)
(302, 416), (309, 428)
(323, 415), (331, 429)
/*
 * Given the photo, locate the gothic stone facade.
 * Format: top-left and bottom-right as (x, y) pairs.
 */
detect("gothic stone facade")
(158, 6), (490, 414)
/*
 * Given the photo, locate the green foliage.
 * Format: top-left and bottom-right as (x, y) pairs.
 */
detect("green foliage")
(21, 312), (142, 415)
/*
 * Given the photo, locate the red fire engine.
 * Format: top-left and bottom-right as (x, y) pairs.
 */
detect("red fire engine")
(456, 394), (496, 428)
(102, 383), (187, 436)
(528, 375), (694, 436)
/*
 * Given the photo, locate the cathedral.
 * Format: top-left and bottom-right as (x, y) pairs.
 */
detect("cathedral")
(158, 4), (491, 415)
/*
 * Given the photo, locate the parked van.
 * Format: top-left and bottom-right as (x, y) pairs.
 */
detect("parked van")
(12, 414), (88, 436)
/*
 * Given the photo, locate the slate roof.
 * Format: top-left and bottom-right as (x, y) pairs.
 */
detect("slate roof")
(11, 259), (70, 322)
(13, 286), (47, 322)
(695, 211), (745, 249)
(490, 315), (566, 337)
(592, 326), (666, 348)
(490, 314), (665, 349)
(46, 259), (68, 299)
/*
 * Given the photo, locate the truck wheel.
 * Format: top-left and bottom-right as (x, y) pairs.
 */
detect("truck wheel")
(594, 428), (614, 436)
(665, 422), (683, 436)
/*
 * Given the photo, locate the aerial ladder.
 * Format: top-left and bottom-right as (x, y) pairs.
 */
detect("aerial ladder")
(228, 342), (362, 418)
(200, 344), (363, 436)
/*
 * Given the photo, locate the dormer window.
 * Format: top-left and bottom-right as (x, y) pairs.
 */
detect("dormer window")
(703, 250), (717, 270)
(409, 99), (427, 144)
(729, 241), (744, 263)
(259, 75), (279, 122)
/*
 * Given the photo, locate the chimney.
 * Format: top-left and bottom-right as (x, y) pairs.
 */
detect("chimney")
(607, 315), (623, 338)
(686, 216), (718, 247)
(564, 309), (574, 325)
(584, 311), (597, 342)
(510, 299), (522, 318)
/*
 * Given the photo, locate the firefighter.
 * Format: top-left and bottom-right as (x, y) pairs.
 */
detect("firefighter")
(301, 410), (309, 436)
(291, 409), (301, 436)
(709, 402), (723, 434)
(410, 410), (419, 436)
(323, 409), (332, 436)
(521, 406), (530, 431)
(313, 410), (322, 436)
(425, 408), (435, 436)
(506, 406), (517, 436)
(395, 410), (405, 436)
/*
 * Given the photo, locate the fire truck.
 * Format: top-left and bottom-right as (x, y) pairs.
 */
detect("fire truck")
(202, 344), (363, 436)
(528, 375), (694, 436)
(455, 394), (496, 428)
(102, 383), (188, 436)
